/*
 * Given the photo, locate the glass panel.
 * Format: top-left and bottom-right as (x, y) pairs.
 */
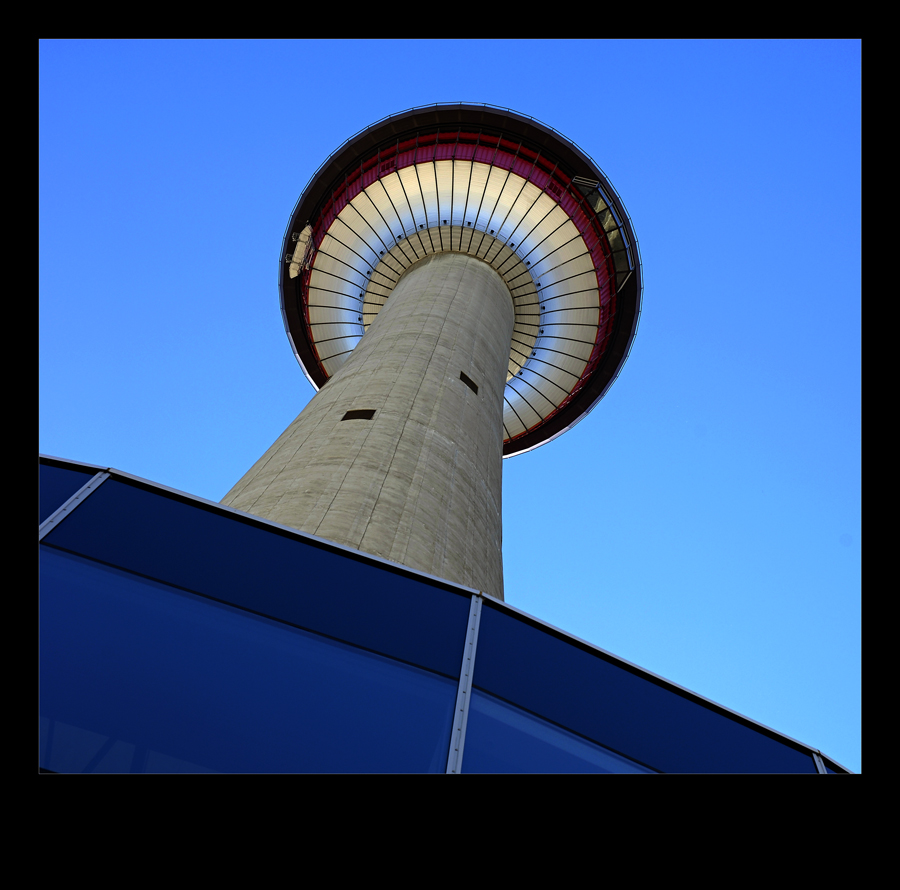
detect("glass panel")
(40, 547), (456, 773)
(822, 758), (850, 774)
(612, 247), (630, 274)
(586, 189), (608, 214)
(39, 462), (97, 524)
(598, 208), (618, 234)
(473, 603), (818, 773)
(41, 478), (470, 677)
(462, 689), (655, 773)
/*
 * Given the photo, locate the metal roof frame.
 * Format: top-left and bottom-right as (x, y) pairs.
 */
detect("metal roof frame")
(40, 454), (851, 773)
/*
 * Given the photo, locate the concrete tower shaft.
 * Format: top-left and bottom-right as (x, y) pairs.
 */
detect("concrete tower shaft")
(222, 252), (514, 598)
(223, 104), (641, 603)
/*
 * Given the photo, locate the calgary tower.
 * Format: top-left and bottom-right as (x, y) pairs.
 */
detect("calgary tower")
(223, 104), (642, 600)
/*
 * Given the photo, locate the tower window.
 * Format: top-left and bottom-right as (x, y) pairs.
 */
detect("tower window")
(341, 409), (376, 421)
(459, 372), (478, 395)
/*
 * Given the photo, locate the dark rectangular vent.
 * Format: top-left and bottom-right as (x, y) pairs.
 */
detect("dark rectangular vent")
(341, 409), (376, 421)
(459, 372), (478, 395)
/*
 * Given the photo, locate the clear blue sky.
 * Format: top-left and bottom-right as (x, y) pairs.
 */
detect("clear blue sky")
(39, 39), (861, 772)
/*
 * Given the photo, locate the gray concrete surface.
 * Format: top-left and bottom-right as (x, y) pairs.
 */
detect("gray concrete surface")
(222, 252), (515, 599)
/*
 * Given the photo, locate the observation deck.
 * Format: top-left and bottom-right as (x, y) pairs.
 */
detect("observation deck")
(279, 104), (642, 457)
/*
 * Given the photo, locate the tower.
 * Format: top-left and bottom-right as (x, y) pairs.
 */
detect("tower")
(222, 105), (642, 600)
(39, 105), (852, 773)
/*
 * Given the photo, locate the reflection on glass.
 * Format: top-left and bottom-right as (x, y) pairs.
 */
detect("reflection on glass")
(587, 190), (608, 214)
(613, 247), (630, 273)
(599, 208), (618, 234)
(474, 602), (818, 773)
(40, 547), (456, 773)
(41, 478), (471, 677)
(462, 689), (656, 773)
(606, 226), (623, 253)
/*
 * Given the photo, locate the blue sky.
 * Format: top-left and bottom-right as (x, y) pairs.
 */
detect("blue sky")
(39, 39), (861, 772)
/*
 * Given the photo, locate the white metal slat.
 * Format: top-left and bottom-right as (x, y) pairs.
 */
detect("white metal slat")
(490, 173), (532, 244)
(311, 250), (367, 295)
(537, 333), (593, 363)
(317, 335), (362, 362)
(553, 306), (601, 327)
(348, 190), (395, 252)
(503, 389), (543, 430)
(307, 322), (362, 344)
(434, 160), (454, 224)
(518, 369), (570, 409)
(369, 176), (408, 243)
(475, 166), (511, 234)
(318, 231), (373, 279)
(533, 347), (589, 381)
(307, 278), (350, 311)
(493, 175), (536, 246)
(537, 324), (598, 354)
(538, 269), (601, 305)
(451, 160), (474, 225)
(307, 304), (360, 327)
(524, 210), (578, 267)
(511, 191), (560, 258)
(415, 163), (440, 230)
(501, 403), (528, 438)
(538, 242), (592, 281)
(327, 217), (381, 270)
(321, 354), (352, 377)
(380, 172), (416, 237)
(397, 166), (428, 231)
(463, 162), (490, 226)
